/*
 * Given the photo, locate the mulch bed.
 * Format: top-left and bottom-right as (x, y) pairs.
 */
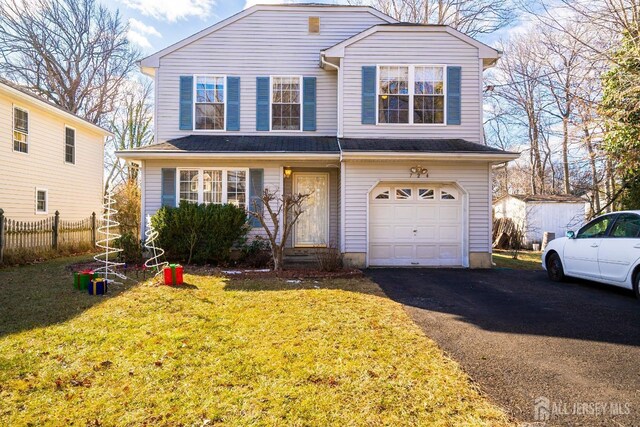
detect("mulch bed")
(66, 260), (363, 280)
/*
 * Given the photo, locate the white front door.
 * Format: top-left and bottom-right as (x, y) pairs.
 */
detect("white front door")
(293, 173), (329, 247)
(369, 184), (464, 266)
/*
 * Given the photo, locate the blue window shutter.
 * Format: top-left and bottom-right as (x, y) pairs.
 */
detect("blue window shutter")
(226, 76), (240, 131)
(447, 66), (462, 125)
(179, 76), (193, 130)
(361, 66), (376, 124)
(248, 169), (264, 227)
(161, 168), (176, 208)
(256, 77), (270, 131)
(303, 76), (316, 131)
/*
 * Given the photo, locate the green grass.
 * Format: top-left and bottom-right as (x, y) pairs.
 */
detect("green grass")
(0, 257), (510, 426)
(492, 250), (543, 270)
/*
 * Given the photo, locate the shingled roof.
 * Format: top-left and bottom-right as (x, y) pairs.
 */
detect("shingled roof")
(339, 138), (512, 153)
(136, 135), (340, 153)
(506, 194), (586, 203)
(132, 135), (515, 155)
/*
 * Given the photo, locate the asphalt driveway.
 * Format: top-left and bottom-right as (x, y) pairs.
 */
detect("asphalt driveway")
(366, 268), (640, 426)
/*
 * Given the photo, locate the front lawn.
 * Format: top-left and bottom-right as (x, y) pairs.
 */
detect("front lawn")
(0, 258), (510, 426)
(492, 250), (543, 270)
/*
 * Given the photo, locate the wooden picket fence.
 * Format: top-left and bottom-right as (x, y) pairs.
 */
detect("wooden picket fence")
(0, 209), (97, 264)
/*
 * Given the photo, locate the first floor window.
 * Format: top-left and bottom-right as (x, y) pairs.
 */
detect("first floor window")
(203, 169), (223, 204)
(378, 65), (446, 124)
(195, 76), (225, 130)
(65, 127), (75, 164)
(271, 76), (301, 130)
(13, 107), (28, 153)
(226, 170), (246, 208)
(36, 189), (47, 213)
(177, 169), (247, 207)
(179, 170), (199, 203)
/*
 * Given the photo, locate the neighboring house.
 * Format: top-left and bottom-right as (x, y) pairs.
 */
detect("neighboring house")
(0, 78), (110, 221)
(493, 194), (588, 247)
(116, 4), (518, 268)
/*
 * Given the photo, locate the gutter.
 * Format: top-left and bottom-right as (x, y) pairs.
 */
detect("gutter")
(340, 151), (520, 162)
(115, 150), (341, 161)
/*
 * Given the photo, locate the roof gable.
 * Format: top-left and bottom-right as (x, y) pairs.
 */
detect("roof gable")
(139, 4), (397, 75)
(0, 78), (112, 136)
(321, 24), (501, 67)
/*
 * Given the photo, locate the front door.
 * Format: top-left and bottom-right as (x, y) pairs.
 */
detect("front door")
(293, 173), (329, 247)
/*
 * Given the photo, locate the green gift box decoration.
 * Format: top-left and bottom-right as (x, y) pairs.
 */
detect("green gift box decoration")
(73, 270), (95, 291)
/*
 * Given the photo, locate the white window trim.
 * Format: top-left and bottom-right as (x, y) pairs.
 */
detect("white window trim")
(35, 188), (48, 214)
(269, 75), (303, 132)
(12, 105), (29, 154)
(175, 167), (250, 207)
(193, 74), (227, 132)
(375, 64), (448, 126)
(64, 125), (76, 165)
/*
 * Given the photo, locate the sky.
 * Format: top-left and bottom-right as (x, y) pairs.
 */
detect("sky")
(104, 0), (522, 57)
(105, 0), (334, 55)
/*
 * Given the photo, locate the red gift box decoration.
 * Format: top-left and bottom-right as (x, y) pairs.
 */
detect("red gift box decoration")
(163, 264), (183, 286)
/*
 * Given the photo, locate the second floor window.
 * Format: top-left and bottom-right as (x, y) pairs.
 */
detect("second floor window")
(195, 76), (225, 130)
(13, 107), (28, 153)
(271, 76), (301, 130)
(65, 127), (75, 164)
(378, 65), (446, 125)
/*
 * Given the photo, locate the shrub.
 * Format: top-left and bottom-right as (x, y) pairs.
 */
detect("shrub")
(315, 247), (343, 272)
(116, 232), (143, 264)
(239, 237), (272, 268)
(151, 202), (249, 264)
(113, 180), (141, 238)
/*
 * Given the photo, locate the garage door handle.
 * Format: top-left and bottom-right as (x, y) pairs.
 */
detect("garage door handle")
(591, 243), (599, 248)
(634, 244), (640, 249)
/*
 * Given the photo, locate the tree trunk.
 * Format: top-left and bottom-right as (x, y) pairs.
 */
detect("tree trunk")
(562, 116), (570, 194)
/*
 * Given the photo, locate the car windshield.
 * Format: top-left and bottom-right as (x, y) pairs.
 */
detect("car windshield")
(577, 215), (614, 238)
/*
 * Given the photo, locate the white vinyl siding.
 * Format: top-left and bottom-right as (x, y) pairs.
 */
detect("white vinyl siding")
(155, 9), (387, 140)
(0, 90), (105, 221)
(342, 30), (483, 142)
(343, 161), (492, 255)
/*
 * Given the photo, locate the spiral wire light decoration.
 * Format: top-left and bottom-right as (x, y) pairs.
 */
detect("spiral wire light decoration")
(144, 215), (168, 276)
(94, 188), (127, 284)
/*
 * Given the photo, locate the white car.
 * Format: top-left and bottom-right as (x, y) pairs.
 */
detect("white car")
(542, 211), (640, 299)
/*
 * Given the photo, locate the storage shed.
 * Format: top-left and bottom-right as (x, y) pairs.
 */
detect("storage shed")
(493, 194), (588, 248)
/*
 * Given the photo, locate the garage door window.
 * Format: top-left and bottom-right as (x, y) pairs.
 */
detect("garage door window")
(395, 188), (412, 200)
(373, 188), (390, 199)
(418, 188), (435, 200)
(441, 189), (457, 200)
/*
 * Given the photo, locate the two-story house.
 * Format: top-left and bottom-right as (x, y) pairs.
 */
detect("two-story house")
(0, 78), (110, 221)
(116, 4), (518, 268)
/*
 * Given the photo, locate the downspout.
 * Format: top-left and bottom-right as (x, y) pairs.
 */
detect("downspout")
(320, 54), (342, 138)
(320, 53), (346, 253)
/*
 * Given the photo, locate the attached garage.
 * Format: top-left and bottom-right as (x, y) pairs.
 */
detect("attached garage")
(368, 183), (465, 266)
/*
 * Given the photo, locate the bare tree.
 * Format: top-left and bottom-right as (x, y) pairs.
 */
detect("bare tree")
(0, 0), (139, 124)
(249, 189), (311, 272)
(489, 33), (553, 194)
(105, 79), (154, 191)
(348, 0), (514, 36)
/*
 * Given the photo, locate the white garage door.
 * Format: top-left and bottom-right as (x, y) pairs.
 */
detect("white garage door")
(369, 184), (464, 266)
